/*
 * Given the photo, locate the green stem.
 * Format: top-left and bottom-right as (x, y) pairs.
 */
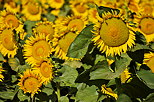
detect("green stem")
(56, 82), (61, 102)
(30, 95), (35, 102)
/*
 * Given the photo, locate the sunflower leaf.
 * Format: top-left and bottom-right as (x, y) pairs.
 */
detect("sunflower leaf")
(90, 57), (131, 80)
(67, 24), (94, 59)
(144, 93), (154, 102)
(0, 53), (4, 61)
(117, 94), (132, 102)
(137, 70), (154, 89)
(17, 90), (29, 101)
(58, 65), (78, 87)
(0, 90), (16, 100)
(60, 96), (69, 102)
(76, 85), (98, 102)
(129, 44), (150, 52)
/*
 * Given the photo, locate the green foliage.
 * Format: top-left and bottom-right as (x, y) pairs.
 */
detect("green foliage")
(137, 70), (154, 89)
(67, 24), (94, 59)
(117, 94), (132, 102)
(57, 65), (78, 86)
(90, 56), (131, 80)
(0, 1), (154, 102)
(76, 85), (98, 102)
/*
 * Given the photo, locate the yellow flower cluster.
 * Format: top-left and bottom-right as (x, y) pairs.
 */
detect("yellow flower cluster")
(0, 0), (153, 98)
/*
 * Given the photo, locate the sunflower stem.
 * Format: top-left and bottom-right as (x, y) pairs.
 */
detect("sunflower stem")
(56, 82), (61, 102)
(30, 96), (35, 102)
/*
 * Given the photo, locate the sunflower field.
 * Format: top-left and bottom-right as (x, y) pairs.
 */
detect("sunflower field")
(0, 0), (154, 102)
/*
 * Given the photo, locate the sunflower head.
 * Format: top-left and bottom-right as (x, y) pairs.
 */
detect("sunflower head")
(101, 85), (118, 100)
(55, 15), (88, 33)
(120, 68), (132, 83)
(69, 0), (89, 17)
(126, 0), (140, 13)
(33, 61), (54, 84)
(22, 2), (42, 21)
(18, 69), (42, 97)
(144, 52), (154, 73)
(53, 29), (80, 60)
(0, 10), (24, 33)
(47, 0), (65, 9)
(0, 25), (18, 58)
(24, 33), (53, 66)
(4, 0), (20, 13)
(88, 7), (103, 23)
(33, 21), (55, 40)
(133, 14), (154, 43)
(138, 1), (154, 15)
(92, 11), (135, 56)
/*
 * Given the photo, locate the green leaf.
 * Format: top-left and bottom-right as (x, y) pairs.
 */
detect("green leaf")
(144, 93), (154, 102)
(135, 31), (147, 45)
(108, 79), (116, 86)
(59, 65), (78, 86)
(11, 75), (18, 83)
(94, 54), (106, 64)
(24, 20), (37, 37)
(90, 61), (112, 80)
(90, 57), (131, 80)
(130, 44), (150, 52)
(17, 90), (29, 101)
(45, 13), (56, 22)
(63, 60), (82, 68)
(60, 96), (69, 102)
(42, 88), (53, 96)
(116, 94), (132, 102)
(137, 70), (154, 89)
(8, 58), (20, 71)
(96, 5), (120, 18)
(82, 64), (92, 70)
(18, 64), (31, 73)
(67, 24), (94, 59)
(0, 53), (4, 61)
(0, 90), (16, 100)
(97, 95), (106, 102)
(76, 85), (98, 102)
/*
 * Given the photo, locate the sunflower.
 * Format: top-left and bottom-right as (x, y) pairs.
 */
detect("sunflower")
(133, 14), (154, 43)
(53, 29), (80, 60)
(101, 85), (118, 100)
(0, 26), (18, 58)
(24, 33), (53, 66)
(101, 0), (117, 8)
(126, 0), (140, 13)
(47, 0), (65, 9)
(120, 68), (132, 83)
(22, 2), (42, 21)
(88, 7), (103, 23)
(33, 21), (55, 40)
(0, 10), (24, 34)
(138, 0), (154, 15)
(33, 61), (54, 84)
(144, 52), (154, 73)
(55, 15), (88, 33)
(50, 9), (61, 16)
(18, 69), (42, 97)
(69, 0), (89, 17)
(92, 11), (135, 56)
(0, 65), (4, 82)
(4, 0), (20, 13)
